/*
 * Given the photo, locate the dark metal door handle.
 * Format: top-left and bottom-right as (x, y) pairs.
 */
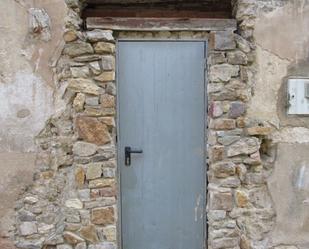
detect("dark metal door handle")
(125, 146), (143, 166)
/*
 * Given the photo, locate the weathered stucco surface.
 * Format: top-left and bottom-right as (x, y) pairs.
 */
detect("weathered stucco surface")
(248, 1), (309, 247)
(269, 143), (309, 248)
(249, 1), (309, 127)
(1, 0), (309, 248)
(0, 0), (66, 238)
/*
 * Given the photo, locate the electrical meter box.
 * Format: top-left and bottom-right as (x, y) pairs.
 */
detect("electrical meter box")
(287, 78), (309, 115)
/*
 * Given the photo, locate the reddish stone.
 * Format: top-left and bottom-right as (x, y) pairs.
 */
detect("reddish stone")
(209, 102), (223, 118)
(101, 94), (115, 108)
(209, 191), (233, 211)
(209, 146), (224, 163)
(236, 117), (246, 128)
(91, 187), (117, 198)
(91, 207), (115, 225)
(228, 101), (246, 118)
(210, 119), (236, 130)
(76, 116), (111, 145)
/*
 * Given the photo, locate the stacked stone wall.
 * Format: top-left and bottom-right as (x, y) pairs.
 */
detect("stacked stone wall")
(14, 1), (118, 248)
(11, 0), (296, 249)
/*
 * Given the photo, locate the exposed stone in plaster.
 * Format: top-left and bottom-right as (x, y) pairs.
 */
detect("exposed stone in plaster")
(0, 0), (66, 240)
(1, 1), (308, 249)
(29, 8), (51, 41)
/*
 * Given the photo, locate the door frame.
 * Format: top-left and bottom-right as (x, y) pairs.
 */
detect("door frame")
(116, 39), (208, 249)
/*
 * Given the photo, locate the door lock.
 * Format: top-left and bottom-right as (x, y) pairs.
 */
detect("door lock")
(125, 146), (143, 166)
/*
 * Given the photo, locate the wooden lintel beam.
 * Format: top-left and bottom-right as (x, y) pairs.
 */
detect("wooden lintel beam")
(84, 2), (231, 10)
(82, 8), (231, 19)
(84, 0), (230, 4)
(86, 17), (237, 31)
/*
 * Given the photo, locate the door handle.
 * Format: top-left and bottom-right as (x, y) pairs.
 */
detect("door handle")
(125, 146), (143, 166)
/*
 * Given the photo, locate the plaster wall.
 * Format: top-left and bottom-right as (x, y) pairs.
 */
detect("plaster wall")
(1, 0), (309, 248)
(248, 1), (309, 247)
(0, 0), (66, 238)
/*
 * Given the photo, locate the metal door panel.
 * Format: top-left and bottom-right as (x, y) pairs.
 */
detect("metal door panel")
(118, 41), (206, 249)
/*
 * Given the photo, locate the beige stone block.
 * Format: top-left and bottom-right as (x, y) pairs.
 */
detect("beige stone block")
(209, 191), (233, 211)
(80, 224), (99, 243)
(246, 126), (272, 136)
(63, 41), (94, 57)
(89, 179), (115, 189)
(68, 78), (100, 95)
(73, 93), (85, 112)
(63, 29), (78, 42)
(75, 167), (85, 188)
(212, 161), (236, 178)
(91, 207), (115, 225)
(63, 231), (85, 245)
(65, 199), (83, 209)
(103, 226), (116, 241)
(235, 190), (249, 208)
(94, 71), (115, 82)
(209, 119), (236, 130)
(86, 163), (102, 180)
(227, 137), (260, 157)
(94, 42), (115, 54)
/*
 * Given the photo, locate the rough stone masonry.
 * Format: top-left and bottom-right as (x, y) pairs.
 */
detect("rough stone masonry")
(0, 0), (307, 249)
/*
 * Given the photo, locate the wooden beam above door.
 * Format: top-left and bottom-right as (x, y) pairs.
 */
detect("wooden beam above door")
(86, 17), (237, 31)
(82, 0), (232, 19)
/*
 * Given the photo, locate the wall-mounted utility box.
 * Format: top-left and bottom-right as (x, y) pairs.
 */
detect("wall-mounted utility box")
(287, 78), (309, 115)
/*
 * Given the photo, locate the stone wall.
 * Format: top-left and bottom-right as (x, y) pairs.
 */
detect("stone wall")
(2, 0), (309, 249)
(13, 0), (118, 247)
(207, 1), (276, 248)
(0, 0), (66, 247)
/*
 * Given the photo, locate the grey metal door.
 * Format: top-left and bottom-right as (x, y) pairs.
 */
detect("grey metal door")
(118, 41), (206, 249)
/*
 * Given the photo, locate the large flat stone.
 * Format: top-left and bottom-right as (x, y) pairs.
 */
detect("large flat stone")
(91, 207), (115, 225)
(227, 137), (260, 157)
(76, 116), (111, 145)
(212, 161), (236, 178)
(19, 222), (37, 236)
(89, 179), (115, 189)
(65, 199), (83, 209)
(73, 141), (97, 157)
(63, 41), (94, 57)
(68, 78), (100, 95)
(94, 42), (115, 54)
(86, 163), (103, 180)
(86, 29), (114, 42)
(214, 31), (236, 50)
(63, 231), (85, 245)
(209, 64), (239, 82)
(209, 191), (233, 211)
(80, 224), (99, 243)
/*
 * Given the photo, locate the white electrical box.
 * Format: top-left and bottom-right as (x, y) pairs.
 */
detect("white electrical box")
(287, 78), (309, 115)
